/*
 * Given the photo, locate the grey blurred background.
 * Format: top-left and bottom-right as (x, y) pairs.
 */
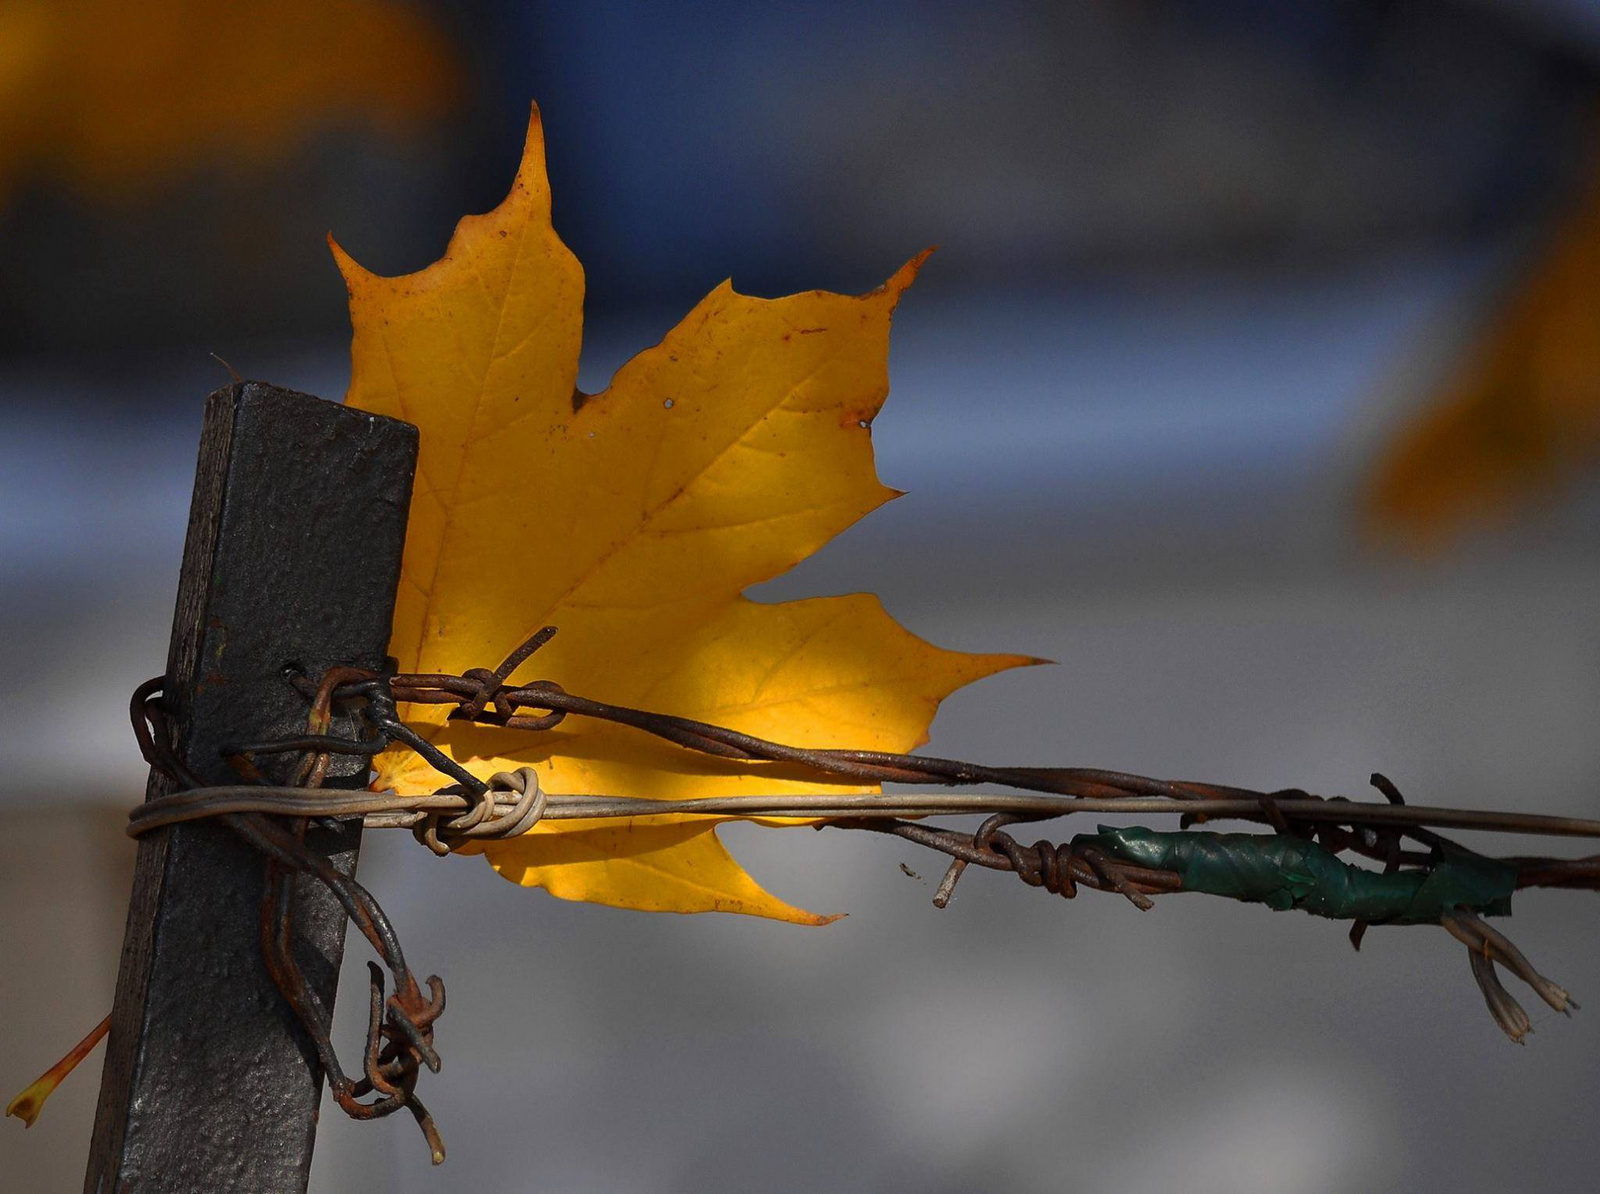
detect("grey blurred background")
(4, 1), (1600, 1191)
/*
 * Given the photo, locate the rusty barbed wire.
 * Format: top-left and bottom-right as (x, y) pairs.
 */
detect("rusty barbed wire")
(127, 624), (1600, 1155)
(375, 628), (1600, 1039)
(131, 676), (448, 1163)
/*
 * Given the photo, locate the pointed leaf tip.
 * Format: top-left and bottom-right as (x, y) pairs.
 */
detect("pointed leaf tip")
(882, 249), (935, 300)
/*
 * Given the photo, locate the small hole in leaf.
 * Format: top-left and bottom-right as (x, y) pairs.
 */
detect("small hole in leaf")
(858, 419), (870, 429)
(663, 398), (675, 409)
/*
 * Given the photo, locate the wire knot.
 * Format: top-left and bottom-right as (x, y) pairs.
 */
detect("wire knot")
(970, 813), (1155, 909)
(411, 766), (547, 856)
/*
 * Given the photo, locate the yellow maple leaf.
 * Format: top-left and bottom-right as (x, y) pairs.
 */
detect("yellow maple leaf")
(1366, 152), (1600, 546)
(0, 0), (456, 203)
(338, 105), (1033, 923)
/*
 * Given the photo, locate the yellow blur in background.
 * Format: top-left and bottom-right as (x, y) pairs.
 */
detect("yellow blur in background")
(1369, 143), (1600, 545)
(0, 0), (456, 201)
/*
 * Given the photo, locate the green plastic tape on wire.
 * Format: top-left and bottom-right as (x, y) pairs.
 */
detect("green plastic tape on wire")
(1074, 826), (1518, 924)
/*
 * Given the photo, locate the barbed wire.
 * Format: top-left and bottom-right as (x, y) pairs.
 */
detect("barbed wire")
(126, 627), (1600, 1161)
(131, 674), (447, 1163)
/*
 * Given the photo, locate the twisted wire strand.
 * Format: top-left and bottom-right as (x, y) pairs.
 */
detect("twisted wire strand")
(126, 784), (1600, 846)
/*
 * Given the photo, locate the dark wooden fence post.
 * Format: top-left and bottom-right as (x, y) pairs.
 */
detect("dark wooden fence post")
(85, 383), (417, 1194)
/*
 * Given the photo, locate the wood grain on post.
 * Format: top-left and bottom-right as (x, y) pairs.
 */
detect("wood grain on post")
(86, 383), (416, 1194)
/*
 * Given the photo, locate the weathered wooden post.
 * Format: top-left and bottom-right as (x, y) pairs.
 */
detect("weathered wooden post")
(85, 382), (416, 1193)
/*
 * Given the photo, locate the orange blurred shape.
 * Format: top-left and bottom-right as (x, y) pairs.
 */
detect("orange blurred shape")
(0, 0), (458, 202)
(1366, 149), (1600, 550)
(6, 1013), (111, 1129)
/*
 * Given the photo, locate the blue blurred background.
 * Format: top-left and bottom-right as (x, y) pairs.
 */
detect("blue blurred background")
(4, 2), (1600, 1191)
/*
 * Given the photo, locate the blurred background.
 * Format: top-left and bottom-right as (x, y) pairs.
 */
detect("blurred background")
(4, 1), (1600, 1191)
